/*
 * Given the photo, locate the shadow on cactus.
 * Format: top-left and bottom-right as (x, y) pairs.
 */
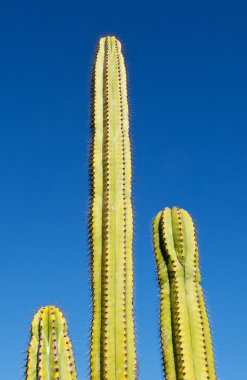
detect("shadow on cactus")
(24, 36), (217, 380)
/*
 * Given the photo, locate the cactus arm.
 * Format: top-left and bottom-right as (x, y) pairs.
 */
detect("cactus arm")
(152, 212), (176, 380)
(160, 208), (196, 379)
(153, 207), (217, 380)
(90, 36), (136, 380)
(25, 305), (77, 380)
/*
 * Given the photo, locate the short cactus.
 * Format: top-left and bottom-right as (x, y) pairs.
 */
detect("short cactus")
(89, 36), (136, 379)
(25, 305), (77, 380)
(153, 207), (216, 380)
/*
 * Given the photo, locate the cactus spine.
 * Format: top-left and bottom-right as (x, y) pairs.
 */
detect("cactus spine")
(25, 305), (77, 380)
(89, 36), (136, 380)
(153, 207), (216, 380)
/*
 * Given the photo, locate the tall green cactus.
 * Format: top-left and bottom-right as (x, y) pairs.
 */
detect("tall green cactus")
(25, 305), (77, 380)
(153, 207), (216, 380)
(89, 36), (136, 380)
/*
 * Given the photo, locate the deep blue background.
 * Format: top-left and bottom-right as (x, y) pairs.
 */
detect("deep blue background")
(1, 1), (246, 379)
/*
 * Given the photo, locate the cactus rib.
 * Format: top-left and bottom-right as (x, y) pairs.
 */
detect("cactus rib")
(153, 207), (216, 380)
(153, 212), (177, 379)
(89, 36), (136, 380)
(25, 305), (77, 380)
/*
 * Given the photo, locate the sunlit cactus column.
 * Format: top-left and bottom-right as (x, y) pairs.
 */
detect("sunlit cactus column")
(25, 305), (77, 380)
(89, 36), (136, 380)
(153, 207), (216, 380)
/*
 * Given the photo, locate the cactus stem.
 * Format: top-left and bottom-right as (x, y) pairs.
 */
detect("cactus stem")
(25, 305), (77, 380)
(153, 207), (216, 380)
(89, 36), (136, 380)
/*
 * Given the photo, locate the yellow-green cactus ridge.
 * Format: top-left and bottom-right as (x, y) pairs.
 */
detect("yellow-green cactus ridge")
(153, 207), (216, 380)
(25, 305), (77, 380)
(89, 36), (136, 380)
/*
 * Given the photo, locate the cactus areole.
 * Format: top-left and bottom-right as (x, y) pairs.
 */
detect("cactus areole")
(89, 36), (136, 380)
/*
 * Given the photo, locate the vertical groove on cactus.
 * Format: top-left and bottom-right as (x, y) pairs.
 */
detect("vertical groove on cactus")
(153, 207), (216, 380)
(153, 212), (176, 380)
(89, 36), (136, 380)
(25, 305), (77, 380)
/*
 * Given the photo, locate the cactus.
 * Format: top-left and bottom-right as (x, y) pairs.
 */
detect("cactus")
(89, 36), (136, 379)
(25, 305), (77, 380)
(21, 37), (218, 380)
(153, 207), (216, 380)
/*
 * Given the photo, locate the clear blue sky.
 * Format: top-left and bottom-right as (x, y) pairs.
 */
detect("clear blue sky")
(1, 1), (246, 379)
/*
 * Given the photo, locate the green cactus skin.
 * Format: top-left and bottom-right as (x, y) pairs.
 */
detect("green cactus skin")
(25, 305), (77, 380)
(153, 207), (216, 380)
(89, 36), (136, 380)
